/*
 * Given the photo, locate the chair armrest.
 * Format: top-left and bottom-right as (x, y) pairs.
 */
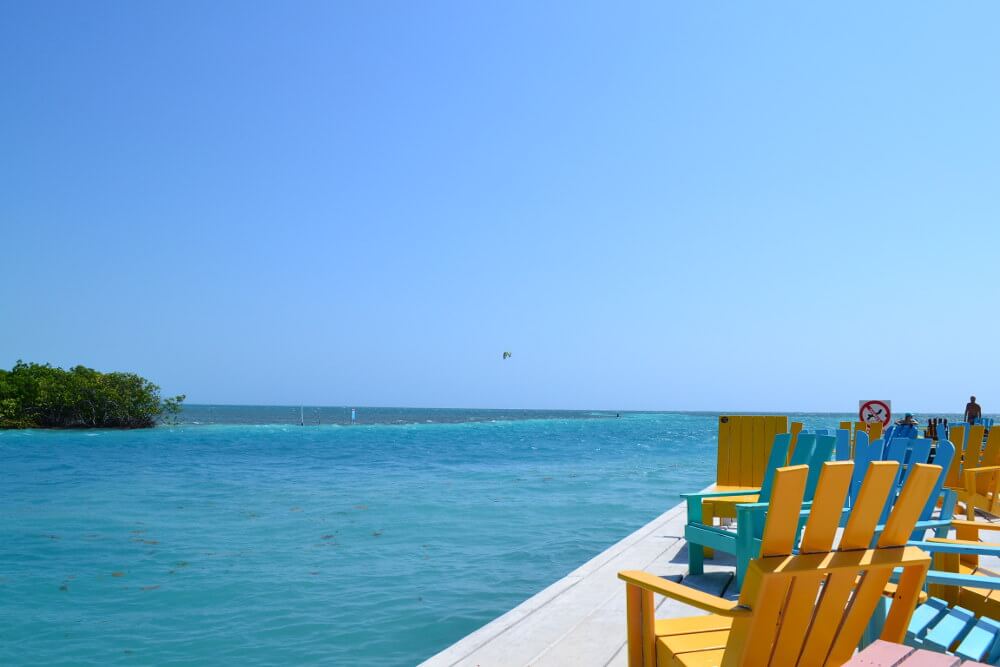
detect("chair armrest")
(681, 489), (759, 500)
(924, 569), (1000, 591)
(964, 466), (1000, 476)
(908, 538), (1000, 557)
(950, 520), (1000, 531)
(618, 570), (751, 618)
(736, 500), (814, 511)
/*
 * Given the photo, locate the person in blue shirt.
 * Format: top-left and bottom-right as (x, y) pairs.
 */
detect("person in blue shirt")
(895, 413), (920, 438)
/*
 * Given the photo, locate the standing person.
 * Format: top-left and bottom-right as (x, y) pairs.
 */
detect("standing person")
(965, 396), (983, 423)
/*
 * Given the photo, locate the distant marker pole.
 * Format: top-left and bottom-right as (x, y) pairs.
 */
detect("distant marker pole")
(351, 408), (356, 424)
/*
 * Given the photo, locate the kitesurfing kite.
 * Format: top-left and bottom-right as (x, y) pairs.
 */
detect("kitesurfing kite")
(502, 351), (512, 360)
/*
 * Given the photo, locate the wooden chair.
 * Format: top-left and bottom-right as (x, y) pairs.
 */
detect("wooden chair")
(943, 424), (986, 496)
(694, 416), (800, 558)
(849, 431), (957, 537)
(957, 428), (1000, 519)
(620, 460), (940, 667)
(914, 520), (1000, 621)
(684, 433), (834, 586)
(896, 521), (1000, 662)
(700, 416), (797, 526)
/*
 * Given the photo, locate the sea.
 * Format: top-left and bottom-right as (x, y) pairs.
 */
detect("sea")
(0, 407), (948, 665)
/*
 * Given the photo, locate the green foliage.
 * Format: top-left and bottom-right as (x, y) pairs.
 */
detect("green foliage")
(0, 361), (185, 429)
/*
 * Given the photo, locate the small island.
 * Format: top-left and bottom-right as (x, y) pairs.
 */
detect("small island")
(0, 361), (184, 429)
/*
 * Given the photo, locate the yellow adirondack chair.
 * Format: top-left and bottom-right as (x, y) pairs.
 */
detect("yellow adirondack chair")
(943, 423), (987, 495)
(702, 416), (799, 523)
(700, 416), (800, 558)
(619, 460), (940, 667)
(958, 428), (1000, 519)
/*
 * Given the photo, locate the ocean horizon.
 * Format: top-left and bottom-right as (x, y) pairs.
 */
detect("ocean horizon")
(175, 404), (975, 427)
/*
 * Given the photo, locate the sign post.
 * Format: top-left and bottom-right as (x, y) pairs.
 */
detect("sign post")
(859, 400), (892, 426)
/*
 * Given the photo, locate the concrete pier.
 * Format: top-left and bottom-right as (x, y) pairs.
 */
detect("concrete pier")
(420, 494), (737, 667)
(421, 494), (1000, 667)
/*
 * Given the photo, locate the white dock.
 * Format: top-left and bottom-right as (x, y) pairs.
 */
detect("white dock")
(421, 492), (1000, 667)
(420, 493), (737, 667)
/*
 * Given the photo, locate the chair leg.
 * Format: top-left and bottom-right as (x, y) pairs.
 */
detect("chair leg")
(689, 540), (704, 576)
(625, 584), (655, 667)
(702, 502), (715, 559)
(736, 549), (748, 589)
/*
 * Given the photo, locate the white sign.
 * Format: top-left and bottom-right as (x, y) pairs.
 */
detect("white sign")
(859, 400), (892, 426)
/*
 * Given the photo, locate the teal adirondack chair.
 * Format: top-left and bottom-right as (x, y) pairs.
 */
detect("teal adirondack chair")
(684, 432), (835, 587)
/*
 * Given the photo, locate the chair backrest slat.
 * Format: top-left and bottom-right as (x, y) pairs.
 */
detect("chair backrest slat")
(877, 464), (941, 547)
(834, 428), (851, 461)
(868, 421), (884, 442)
(976, 429), (1000, 494)
(923, 438), (955, 522)
(967, 424), (987, 468)
(841, 462), (899, 550)
(944, 424), (969, 488)
(849, 431), (876, 503)
(759, 464), (808, 557)
(758, 433), (792, 502)
(799, 461), (853, 553)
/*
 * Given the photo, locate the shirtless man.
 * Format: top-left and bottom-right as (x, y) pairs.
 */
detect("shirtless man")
(965, 396), (982, 423)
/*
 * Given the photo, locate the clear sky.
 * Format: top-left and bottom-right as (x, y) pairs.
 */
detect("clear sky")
(2, 2), (999, 412)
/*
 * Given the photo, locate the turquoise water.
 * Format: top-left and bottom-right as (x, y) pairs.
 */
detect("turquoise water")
(1, 410), (853, 665)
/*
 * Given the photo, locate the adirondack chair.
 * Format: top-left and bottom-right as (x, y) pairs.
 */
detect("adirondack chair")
(684, 433), (835, 587)
(701, 416), (794, 522)
(867, 521), (1000, 662)
(838, 421), (883, 459)
(914, 520), (1000, 621)
(848, 431), (958, 539)
(958, 428), (1000, 520)
(620, 460), (940, 667)
(943, 424), (986, 494)
(697, 416), (800, 557)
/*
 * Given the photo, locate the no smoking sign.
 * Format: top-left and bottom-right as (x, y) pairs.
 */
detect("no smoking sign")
(859, 400), (892, 426)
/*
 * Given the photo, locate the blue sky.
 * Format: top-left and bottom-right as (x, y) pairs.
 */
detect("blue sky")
(2, 2), (999, 412)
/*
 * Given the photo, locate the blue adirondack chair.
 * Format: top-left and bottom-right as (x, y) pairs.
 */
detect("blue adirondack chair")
(907, 542), (1000, 663)
(860, 526), (1000, 663)
(684, 432), (835, 587)
(851, 430), (958, 540)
